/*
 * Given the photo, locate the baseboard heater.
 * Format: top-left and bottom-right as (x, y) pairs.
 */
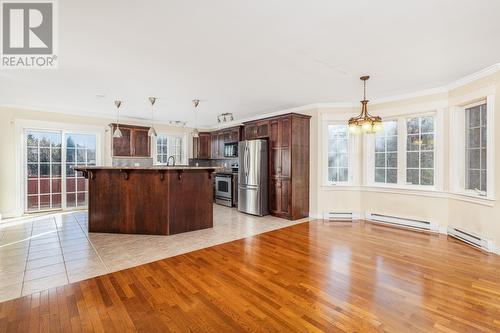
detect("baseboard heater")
(323, 212), (357, 221)
(366, 213), (438, 232)
(447, 226), (494, 252)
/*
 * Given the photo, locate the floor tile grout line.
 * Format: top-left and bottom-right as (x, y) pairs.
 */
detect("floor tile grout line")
(20, 217), (35, 297)
(54, 215), (71, 286)
(72, 214), (110, 274)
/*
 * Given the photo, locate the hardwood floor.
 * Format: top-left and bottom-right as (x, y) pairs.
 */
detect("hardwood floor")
(1, 220), (500, 332)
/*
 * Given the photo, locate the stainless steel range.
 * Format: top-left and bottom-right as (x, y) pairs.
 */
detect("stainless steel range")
(215, 173), (233, 207)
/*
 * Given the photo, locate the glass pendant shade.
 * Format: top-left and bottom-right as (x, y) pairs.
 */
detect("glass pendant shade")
(148, 97), (157, 137)
(113, 100), (123, 138)
(192, 99), (200, 138)
(113, 126), (122, 138)
(148, 126), (157, 137)
(347, 76), (382, 134)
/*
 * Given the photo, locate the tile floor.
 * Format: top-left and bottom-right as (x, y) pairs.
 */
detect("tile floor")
(0, 205), (306, 302)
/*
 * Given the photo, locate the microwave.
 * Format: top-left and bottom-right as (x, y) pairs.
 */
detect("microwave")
(223, 142), (238, 157)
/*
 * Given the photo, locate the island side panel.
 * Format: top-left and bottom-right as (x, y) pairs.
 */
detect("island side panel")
(87, 169), (170, 235)
(168, 170), (214, 235)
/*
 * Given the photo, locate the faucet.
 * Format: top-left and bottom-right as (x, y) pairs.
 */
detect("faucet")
(167, 155), (175, 166)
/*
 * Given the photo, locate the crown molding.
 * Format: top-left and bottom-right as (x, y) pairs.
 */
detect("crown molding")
(446, 63), (500, 90)
(0, 103), (204, 130)
(209, 63), (500, 130)
(3, 64), (499, 130)
(206, 103), (320, 130)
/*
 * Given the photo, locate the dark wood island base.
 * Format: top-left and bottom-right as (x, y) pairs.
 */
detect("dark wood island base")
(75, 167), (218, 235)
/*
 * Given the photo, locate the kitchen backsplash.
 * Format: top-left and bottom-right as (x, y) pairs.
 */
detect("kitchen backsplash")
(112, 157), (154, 167)
(189, 158), (237, 172)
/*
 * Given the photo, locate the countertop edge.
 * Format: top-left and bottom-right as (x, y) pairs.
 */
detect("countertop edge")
(73, 166), (222, 171)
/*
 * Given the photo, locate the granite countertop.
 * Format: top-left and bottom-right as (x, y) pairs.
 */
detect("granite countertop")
(73, 166), (221, 171)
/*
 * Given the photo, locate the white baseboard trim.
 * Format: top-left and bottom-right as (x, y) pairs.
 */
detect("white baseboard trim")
(0, 209), (24, 221)
(308, 212), (323, 219)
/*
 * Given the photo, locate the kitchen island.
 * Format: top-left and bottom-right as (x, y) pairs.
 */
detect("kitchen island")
(74, 166), (218, 235)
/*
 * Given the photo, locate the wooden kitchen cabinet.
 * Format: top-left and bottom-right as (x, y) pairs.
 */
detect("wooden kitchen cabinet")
(193, 132), (211, 159)
(110, 124), (151, 157)
(243, 120), (269, 140)
(217, 132), (224, 158)
(193, 126), (241, 159)
(211, 132), (219, 159)
(245, 113), (310, 220)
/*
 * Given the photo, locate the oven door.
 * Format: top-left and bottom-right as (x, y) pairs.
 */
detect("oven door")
(215, 175), (232, 199)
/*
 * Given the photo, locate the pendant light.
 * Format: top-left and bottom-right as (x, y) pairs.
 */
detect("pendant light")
(113, 100), (123, 138)
(192, 99), (200, 138)
(148, 96), (157, 137)
(348, 76), (382, 134)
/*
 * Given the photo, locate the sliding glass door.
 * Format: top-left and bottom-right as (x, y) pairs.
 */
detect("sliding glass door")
(25, 130), (97, 213)
(26, 131), (63, 211)
(65, 133), (97, 208)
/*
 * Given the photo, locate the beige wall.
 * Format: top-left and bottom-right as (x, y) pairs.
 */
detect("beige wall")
(308, 72), (500, 249)
(1, 70), (499, 250)
(0, 107), (194, 218)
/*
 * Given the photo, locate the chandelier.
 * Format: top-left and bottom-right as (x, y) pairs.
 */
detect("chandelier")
(348, 76), (382, 134)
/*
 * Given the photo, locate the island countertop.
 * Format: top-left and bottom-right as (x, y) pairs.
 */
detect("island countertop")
(76, 166), (216, 235)
(74, 166), (220, 171)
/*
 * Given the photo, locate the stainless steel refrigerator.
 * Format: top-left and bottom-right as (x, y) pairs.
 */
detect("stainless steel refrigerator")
(238, 139), (269, 216)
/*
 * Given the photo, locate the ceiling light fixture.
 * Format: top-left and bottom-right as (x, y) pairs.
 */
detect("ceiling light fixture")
(217, 113), (234, 123)
(348, 76), (382, 134)
(113, 100), (123, 138)
(169, 120), (187, 127)
(192, 99), (200, 138)
(148, 97), (158, 137)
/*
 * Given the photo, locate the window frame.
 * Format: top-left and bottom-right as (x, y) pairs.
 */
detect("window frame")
(323, 120), (358, 186)
(154, 133), (188, 165)
(364, 110), (442, 191)
(19, 123), (103, 214)
(450, 95), (495, 200)
(404, 114), (436, 187)
(373, 120), (399, 185)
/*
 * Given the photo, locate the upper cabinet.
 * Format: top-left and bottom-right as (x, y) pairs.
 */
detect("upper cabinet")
(193, 126), (242, 159)
(243, 120), (269, 140)
(193, 132), (211, 159)
(110, 124), (151, 157)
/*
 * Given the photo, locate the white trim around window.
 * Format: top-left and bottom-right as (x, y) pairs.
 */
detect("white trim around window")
(13, 119), (105, 217)
(449, 95), (495, 201)
(153, 133), (188, 165)
(364, 110), (444, 191)
(322, 120), (359, 186)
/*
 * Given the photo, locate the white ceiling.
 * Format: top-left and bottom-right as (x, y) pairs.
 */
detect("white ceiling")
(1, 0), (500, 127)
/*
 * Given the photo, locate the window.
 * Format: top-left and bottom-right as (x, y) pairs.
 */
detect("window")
(406, 116), (435, 186)
(25, 130), (97, 212)
(374, 121), (398, 184)
(26, 131), (62, 211)
(327, 125), (349, 182)
(156, 135), (186, 165)
(465, 103), (487, 192)
(65, 133), (97, 208)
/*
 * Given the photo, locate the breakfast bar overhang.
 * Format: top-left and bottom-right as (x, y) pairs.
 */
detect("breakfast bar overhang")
(75, 166), (218, 235)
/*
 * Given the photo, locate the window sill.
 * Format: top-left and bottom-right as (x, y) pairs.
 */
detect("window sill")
(448, 191), (496, 206)
(319, 184), (496, 207)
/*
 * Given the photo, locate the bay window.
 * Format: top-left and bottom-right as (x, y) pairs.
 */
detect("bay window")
(327, 124), (349, 183)
(406, 116), (435, 186)
(465, 103), (487, 192)
(374, 121), (398, 184)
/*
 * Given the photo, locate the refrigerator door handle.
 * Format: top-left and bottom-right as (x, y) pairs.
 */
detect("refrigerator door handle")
(245, 145), (249, 182)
